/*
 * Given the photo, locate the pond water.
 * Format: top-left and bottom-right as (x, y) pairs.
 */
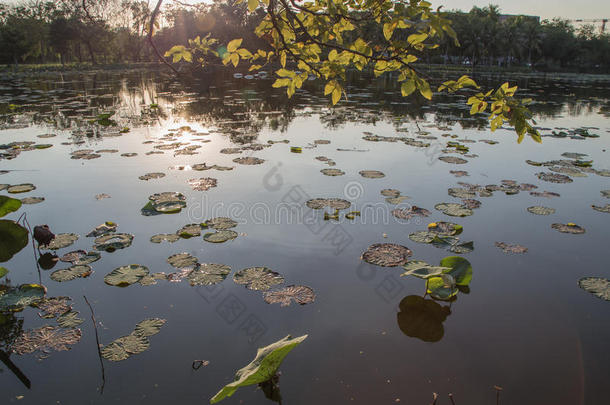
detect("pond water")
(0, 68), (609, 405)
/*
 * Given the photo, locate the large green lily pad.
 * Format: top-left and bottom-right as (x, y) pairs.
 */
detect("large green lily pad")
(0, 284), (46, 312)
(439, 256), (473, 286)
(578, 277), (610, 301)
(210, 335), (307, 404)
(361, 243), (412, 267)
(50, 265), (93, 282)
(233, 267), (284, 291)
(104, 264), (149, 286)
(0, 220), (29, 262)
(426, 274), (458, 301)
(0, 195), (22, 217)
(187, 263), (231, 286)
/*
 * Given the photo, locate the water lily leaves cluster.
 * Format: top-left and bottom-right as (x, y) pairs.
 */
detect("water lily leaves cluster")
(210, 335), (307, 404)
(100, 318), (166, 362)
(86, 221), (117, 237)
(361, 243), (412, 267)
(188, 177), (218, 191)
(142, 192), (187, 215)
(409, 223), (473, 254)
(401, 256), (473, 301)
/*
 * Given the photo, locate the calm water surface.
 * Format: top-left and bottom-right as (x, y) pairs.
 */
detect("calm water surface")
(0, 69), (609, 405)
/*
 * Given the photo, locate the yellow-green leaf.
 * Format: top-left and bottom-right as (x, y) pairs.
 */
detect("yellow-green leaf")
(248, 0), (258, 12)
(227, 39), (243, 53)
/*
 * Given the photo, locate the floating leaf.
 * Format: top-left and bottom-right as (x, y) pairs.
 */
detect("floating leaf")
(188, 177), (218, 191)
(0, 195), (22, 217)
(0, 284), (46, 311)
(57, 311), (83, 328)
(95, 193), (111, 200)
(527, 206), (556, 215)
(461, 199), (481, 209)
(93, 233), (133, 251)
(439, 256), (473, 286)
(449, 170), (469, 177)
(150, 233), (180, 243)
(552, 223), (585, 234)
(320, 168), (345, 176)
(36, 297), (71, 318)
(592, 204), (610, 213)
(104, 264), (149, 286)
(426, 274), (458, 300)
(233, 157), (265, 165)
(210, 335), (307, 404)
(435, 203), (473, 217)
(495, 242), (528, 254)
(177, 224), (204, 238)
(392, 206), (431, 220)
(380, 189), (401, 197)
(233, 267), (284, 291)
(408, 231), (435, 244)
(361, 243), (412, 267)
(448, 187), (476, 199)
(86, 222), (117, 237)
(530, 191), (560, 198)
(167, 253), (198, 268)
(578, 277), (610, 301)
(0, 266), (7, 279)
(263, 285), (315, 306)
(449, 240), (474, 254)
(133, 318), (167, 337)
(536, 172), (572, 183)
(206, 217), (238, 230)
(20, 197), (44, 204)
(397, 295), (451, 342)
(386, 196), (409, 204)
(601, 190), (610, 198)
(428, 222), (463, 236)
(60, 250), (100, 265)
(7, 183), (36, 194)
(401, 261), (449, 279)
(13, 326), (81, 355)
(359, 170), (385, 178)
(50, 265), (92, 282)
(438, 156), (467, 164)
(42, 233), (78, 250)
(139, 172), (165, 181)
(204, 230), (238, 243)
(305, 198), (351, 210)
(114, 334), (150, 354)
(187, 263), (231, 286)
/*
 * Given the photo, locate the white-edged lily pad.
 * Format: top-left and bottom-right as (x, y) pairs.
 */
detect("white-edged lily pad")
(233, 267), (284, 291)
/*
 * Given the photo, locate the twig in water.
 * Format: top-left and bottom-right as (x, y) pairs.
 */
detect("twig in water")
(431, 392), (438, 405)
(449, 393), (456, 405)
(494, 385), (503, 405)
(84, 295), (106, 394)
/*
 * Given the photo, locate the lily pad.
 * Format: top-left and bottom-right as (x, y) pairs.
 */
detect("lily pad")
(0, 195), (22, 217)
(305, 198), (351, 210)
(93, 233), (133, 252)
(536, 172), (573, 183)
(380, 189), (401, 197)
(551, 223), (585, 234)
(210, 335), (307, 404)
(263, 285), (316, 306)
(0, 284), (46, 311)
(592, 204), (610, 213)
(57, 311), (83, 328)
(20, 197), (44, 204)
(530, 191), (560, 198)
(144, 192), (187, 215)
(168, 253), (198, 269)
(150, 233), (180, 243)
(527, 206), (556, 215)
(233, 157), (265, 165)
(320, 168), (345, 176)
(36, 297), (71, 318)
(233, 267), (284, 291)
(435, 203), (473, 217)
(203, 230), (238, 243)
(495, 242), (528, 254)
(59, 250), (100, 265)
(206, 217), (238, 230)
(7, 183), (36, 194)
(133, 318), (167, 337)
(359, 170), (385, 178)
(428, 222), (463, 236)
(392, 206), (431, 220)
(114, 334), (150, 354)
(361, 243), (412, 267)
(86, 222), (117, 237)
(187, 263), (231, 286)
(104, 264), (149, 286)
(401, 261), (449, 279)
(138, 172), (165, 181)
(438, 156), (467, 164)
(601, 190), (610, 198)
(50, 265), (92, 282)
(449, 240), (474, 254)
(177, 224), (204, 238)
(439, 256), (473, 286)
(409, 231), (436, 244)
(449, 170), (469, 177)
(385, 196), (409, 204)
(188, 177), (218, 191)
(578, 277), (610, 301)
(448, 187), (476, 199)
(461, 199), (481, 209)
(0, 266), (7, 279)
(42, 233), (79, 250)
(100, 342), (130, 362)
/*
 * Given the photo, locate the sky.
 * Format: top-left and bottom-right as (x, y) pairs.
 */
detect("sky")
(1, 0), (608, 22)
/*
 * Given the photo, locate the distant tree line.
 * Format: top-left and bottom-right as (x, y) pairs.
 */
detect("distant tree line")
(0, 1), (608, 72)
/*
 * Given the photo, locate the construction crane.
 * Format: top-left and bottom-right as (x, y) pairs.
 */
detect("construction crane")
(567, 19), (608, 34)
